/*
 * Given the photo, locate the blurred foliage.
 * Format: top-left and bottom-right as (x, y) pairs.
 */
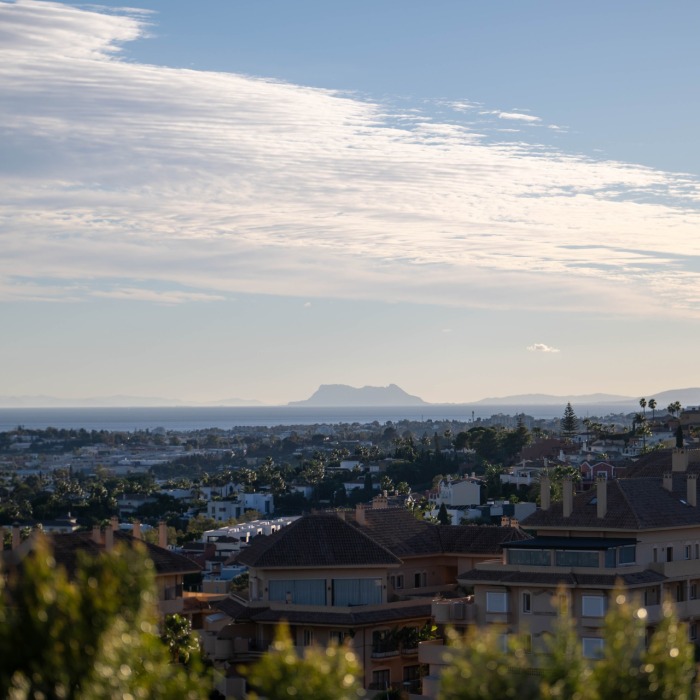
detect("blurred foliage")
(438, 586), (696, 700)
(0, 534), (210, 700)
(244, 622), (364, 700)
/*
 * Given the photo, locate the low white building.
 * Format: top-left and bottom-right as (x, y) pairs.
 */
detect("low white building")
(206, 492), (274, 522)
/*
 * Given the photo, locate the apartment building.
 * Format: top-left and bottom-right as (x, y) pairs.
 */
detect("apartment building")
(203, 501), (528, 698)
(421, 453), (700, 696)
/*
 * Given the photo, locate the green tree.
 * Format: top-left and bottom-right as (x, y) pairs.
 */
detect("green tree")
(561, 402), (579, 439)
(437, 586), (695, 700)
(160, 614), (200, 666)
(244, 622), (362, 700)
(437, 502), (451, 525)
(648, 398), (657, 421)
(0, 535), (208, 700)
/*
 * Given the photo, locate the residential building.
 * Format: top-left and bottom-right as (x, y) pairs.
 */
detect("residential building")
(3, 520), (201, 619)
(420, 456), (700, 696)
(203, 502), (528, 698)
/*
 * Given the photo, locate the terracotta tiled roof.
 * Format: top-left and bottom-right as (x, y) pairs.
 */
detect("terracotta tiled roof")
(350, 508), (441, 555)
(457, 568), (665, 588)
(623, 449), (700, 478)
(214, 597), (250, 620)
(349, 507), (530, 557)
(437, 524), (531, 554)
(522, 478), (700, 531)
(47, 531), (201, 576)
(236, 514), (401, 568)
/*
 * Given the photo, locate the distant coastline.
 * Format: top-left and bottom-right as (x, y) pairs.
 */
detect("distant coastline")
(0, 403), (643, 432)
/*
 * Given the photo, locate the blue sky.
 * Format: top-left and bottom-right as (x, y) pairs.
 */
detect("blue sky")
(1, 0), (699, 405)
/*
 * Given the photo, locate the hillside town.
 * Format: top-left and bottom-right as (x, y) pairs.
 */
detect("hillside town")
(3, 399), (700, 697)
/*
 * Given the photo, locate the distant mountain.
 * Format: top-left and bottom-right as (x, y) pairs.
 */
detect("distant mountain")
(289, 384), (427, 407)
(644, 388), (700, 406)
(471, 393), (633, 406)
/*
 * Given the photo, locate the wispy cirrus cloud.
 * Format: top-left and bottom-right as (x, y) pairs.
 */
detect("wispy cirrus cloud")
(1, 1), (700, 317)
(527, 343), (561, 354)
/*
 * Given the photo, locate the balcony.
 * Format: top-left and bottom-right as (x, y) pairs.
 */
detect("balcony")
(371, 642), (400, 659)
(432, 598), (475, 624)
(418, 639), (448, 666)
(649, 559), (700, 578)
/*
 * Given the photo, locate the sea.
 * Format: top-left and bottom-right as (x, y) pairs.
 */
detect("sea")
(0, 403), (638, 433)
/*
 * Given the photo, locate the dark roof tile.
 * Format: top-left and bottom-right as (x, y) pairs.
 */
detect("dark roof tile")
(236, 514), (401, 568)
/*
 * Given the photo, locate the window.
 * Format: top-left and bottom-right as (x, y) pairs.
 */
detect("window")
(667, 546), (674, 562)
(329, 631), (346, 644)
(690, 624), (698, 641)
(582, 637), (604, 659)
(371, 669), (390, 690)
(677, 583), (686, 603)
(653, 548), (658, 563)
(556, 550), (599, 568)
(403, 664), (422, 682)
(332, 578), (382, 606)
(508, 549), (551, 566)
(372, 630), (398, 655)
(522, 592), (532, 614)
(686, 545), (692, 560)
(691, 583), (697, 600)
(390, 574), (404, 590)
(582, 595), (605, 617)
(269, 579), (326, 605)
(618, 545), (636, 564)
(486, 591), (508, 613)
(302, 629), (313, 646)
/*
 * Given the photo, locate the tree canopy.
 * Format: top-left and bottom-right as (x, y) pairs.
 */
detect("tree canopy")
(0, 535), (209, 700)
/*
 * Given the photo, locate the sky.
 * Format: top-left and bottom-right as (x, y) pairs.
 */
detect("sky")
(1, 0), (700, 405)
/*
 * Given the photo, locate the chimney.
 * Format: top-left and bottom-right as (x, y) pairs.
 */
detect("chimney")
(673, 448), (689, 472)
(12, 523), (21, 550)
(92, 525), (102, 545)
(562, 476), (573, 518)
(688, 473), (698, 507)
(540, 474), (551, 511)
(336, 510), (346, 521)
(158, 521), (168, 549)
(596, 474), (607, 519)
(663, 472), (673, 492)
(373, 495), (388, 510)
(104, 523), (114, 551)
(132, 520), (142, 540)
(355, 503), (367, 526)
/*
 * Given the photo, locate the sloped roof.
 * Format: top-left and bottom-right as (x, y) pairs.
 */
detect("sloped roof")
(624, 449), (700, 478)
(522, 477), (700, 531)
(349, 507), (530, 557)
(437, 524), (531, 554)
(236, 514), (401, 569)
(48, 531), (200, 576)
(350, 508), (441, 556)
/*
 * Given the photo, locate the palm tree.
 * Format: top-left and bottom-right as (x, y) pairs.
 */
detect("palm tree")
(639, 397), (647, 417)
(648, 398), (657, 421)
(667, 401), (682, 419)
